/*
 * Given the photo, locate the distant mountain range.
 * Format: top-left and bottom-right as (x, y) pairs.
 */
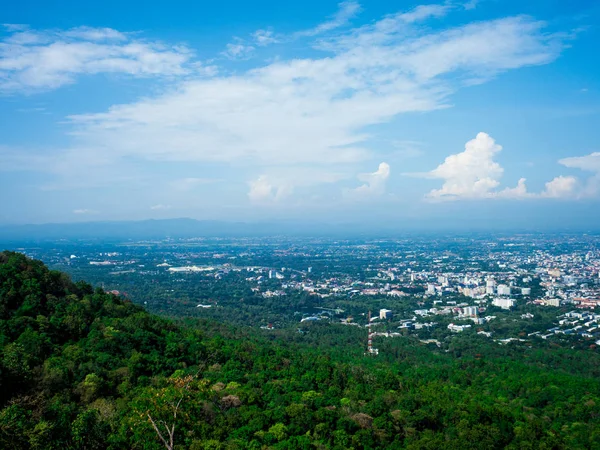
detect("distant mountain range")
(1, 217), (596, 243)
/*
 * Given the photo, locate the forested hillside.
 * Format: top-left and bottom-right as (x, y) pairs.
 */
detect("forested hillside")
(1, 251), (599, 449)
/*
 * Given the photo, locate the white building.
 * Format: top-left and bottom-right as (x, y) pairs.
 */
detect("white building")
(492, 298), (515, 310)
(448, 323), (471, 333)
(485, 279), (496, 295)
(497, 284), (511, 296)
(521, 287), (531, 296)
(462, 306), (479, 317)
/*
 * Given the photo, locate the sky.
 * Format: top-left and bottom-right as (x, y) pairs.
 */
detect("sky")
(1, 0), (600, 229)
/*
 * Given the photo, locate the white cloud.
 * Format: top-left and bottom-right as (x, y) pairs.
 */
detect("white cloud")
(150, 204), (171, 210)
(316, 3), (452, 51)
(3, 6), (571, 203)
(3, 24), (29, 32)
(0, 26), (193, 92)
(60, 26), (128, 41)
(253, 29), (280, 46)
(62, 13), (564, 173)
(222, 39), (255, 59)
(424, 132), (508, 200)
(420, 133), (591, 201)
(247, 175), (291, 203)
(397, 4), (452, 24)
(559, 152), (600, 172)
(295, 1), (361, 38)
(73, 208), (98, 214)
(463, 0), (479, 11)
(246, 167), (345, 203)
(558, 152), (600, 197)
(348, 162), (390, 199)
(540, 175), (578, 198)
(497, 177), (531, 199)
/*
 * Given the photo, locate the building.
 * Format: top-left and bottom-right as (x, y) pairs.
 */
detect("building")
(379, 309), (393, 320)
(521, 287), (532, 296)
(448, 323), (471, 333)
(492, 298), (515, 310)
(462, 306), (479, 317)
(485, 279), (496, 295)
(497, 284), (511, 296)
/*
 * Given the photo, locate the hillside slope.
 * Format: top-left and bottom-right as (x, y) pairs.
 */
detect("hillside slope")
(1, 251), (599, 449)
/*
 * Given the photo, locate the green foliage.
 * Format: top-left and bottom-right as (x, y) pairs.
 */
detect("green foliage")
(1, 251), (600, 449)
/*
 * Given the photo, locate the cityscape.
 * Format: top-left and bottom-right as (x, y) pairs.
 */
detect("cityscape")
(18, 233), (600, 351)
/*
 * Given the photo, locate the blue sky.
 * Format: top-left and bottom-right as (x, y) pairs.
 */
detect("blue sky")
(1, 0), (600, 228)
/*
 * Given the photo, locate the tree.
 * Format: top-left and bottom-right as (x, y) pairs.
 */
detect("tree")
(129, 372), (208, 450)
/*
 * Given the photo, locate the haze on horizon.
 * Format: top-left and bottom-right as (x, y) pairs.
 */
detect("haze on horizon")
(1, 0), (599, 229)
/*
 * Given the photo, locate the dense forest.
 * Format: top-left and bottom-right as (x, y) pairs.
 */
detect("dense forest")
(1, 251), (600, 449)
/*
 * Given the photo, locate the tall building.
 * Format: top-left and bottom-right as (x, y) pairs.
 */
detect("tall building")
(462, 306), (479, 317)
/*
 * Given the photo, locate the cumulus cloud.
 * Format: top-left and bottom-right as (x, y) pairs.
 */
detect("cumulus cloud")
(348, 162), (390, 199)
(73, 208), (98, 215)
(247, 176), (292, 203)
(540, 175), (578, 198)
(419, 133), (591, 201)
(0, 25), (193, 92)
(424, 132), (508, 200)
(247, 168), (346, 203)
(496, 177), (531, 199)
